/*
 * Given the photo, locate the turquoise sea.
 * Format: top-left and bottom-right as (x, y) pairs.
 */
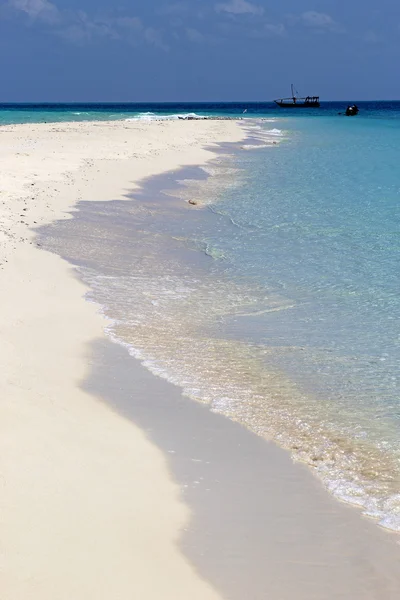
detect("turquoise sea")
(32, 102), (400, 531)
(1, 100), (400, 124)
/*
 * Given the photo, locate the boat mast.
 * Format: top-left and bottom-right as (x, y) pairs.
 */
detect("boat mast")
(291, 83), (295, 100)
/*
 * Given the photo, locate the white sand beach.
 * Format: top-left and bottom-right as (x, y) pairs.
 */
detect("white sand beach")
(1, 118), (400, 600)
(0, 119), (244, 600)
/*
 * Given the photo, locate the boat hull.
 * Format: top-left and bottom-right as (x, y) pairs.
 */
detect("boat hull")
(274, 101), (320, 108)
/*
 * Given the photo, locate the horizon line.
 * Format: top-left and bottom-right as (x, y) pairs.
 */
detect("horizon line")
(1, 99), (400, 104)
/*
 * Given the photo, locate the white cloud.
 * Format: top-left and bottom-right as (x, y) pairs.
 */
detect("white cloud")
(264, 22), (285, 35)
(286, 11), (344, 33)
(7, 0), (169, 50)
(301, 11), (335, 28)
(60, 11), (121, 44)
(215, 0), (264, 16)
(9, 0), (60, 23)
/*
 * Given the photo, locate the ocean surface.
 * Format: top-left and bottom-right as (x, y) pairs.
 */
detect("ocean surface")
(35, 102), (400, 531)
(1, 100), (400, 124)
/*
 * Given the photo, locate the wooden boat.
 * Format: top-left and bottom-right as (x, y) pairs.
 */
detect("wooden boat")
(274, 84), (320, 108)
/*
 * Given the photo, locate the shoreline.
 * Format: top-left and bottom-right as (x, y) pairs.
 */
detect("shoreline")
(0, 119), (245, 599)
(46, 125), (400, 536)
(1, 118), (400, 598)
(88, 338), (400, 599)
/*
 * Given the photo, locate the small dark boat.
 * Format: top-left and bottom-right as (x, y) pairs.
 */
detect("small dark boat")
(345, 104), (359, 116)
(274, 84), (320, 108)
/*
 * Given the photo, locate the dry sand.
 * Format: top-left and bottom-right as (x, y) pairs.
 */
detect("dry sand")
(1, 118), (399, 600)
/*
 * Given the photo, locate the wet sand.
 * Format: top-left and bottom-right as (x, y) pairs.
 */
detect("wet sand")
(87, 337), (400, 599)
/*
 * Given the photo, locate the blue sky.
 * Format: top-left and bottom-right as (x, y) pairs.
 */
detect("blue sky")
(0, 0), (399, 101)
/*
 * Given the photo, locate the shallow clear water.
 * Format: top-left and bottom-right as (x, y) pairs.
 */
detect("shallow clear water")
(199, 116), (400, 528)
(0, 101), (274, 124)
(40, 105), (400, 531)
